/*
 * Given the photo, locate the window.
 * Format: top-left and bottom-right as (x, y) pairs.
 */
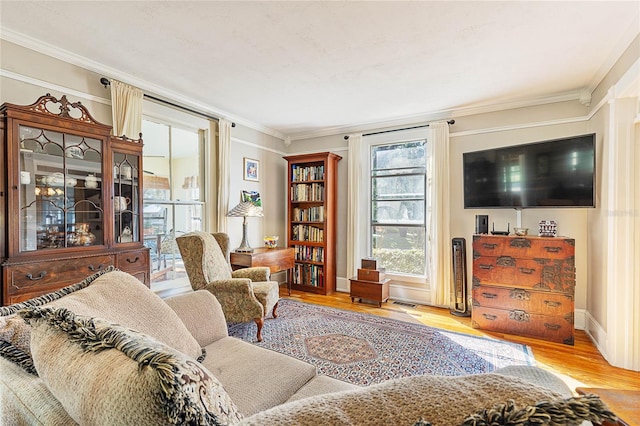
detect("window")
(370, 140), (427, 276)
(142, 119), (204, 284)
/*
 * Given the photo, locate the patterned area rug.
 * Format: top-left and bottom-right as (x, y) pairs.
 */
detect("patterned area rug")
(228, 299), (535, 386)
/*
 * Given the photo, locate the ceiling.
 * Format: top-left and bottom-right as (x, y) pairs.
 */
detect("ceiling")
(1, 1), (639, 140)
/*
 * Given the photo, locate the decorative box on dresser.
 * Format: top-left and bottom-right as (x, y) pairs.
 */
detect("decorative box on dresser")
(0, 94), (150, 305)
(283, 152), (341, 295)
(471, 234), (575, 345)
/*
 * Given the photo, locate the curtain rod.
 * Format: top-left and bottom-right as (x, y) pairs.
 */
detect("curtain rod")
(343, 120), (454, 140)
(99, 77), (234, 127)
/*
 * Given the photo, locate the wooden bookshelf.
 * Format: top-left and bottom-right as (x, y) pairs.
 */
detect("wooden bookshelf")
(283, 152), (342, 295)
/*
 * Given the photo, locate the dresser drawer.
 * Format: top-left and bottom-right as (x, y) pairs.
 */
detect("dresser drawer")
(472, 305), (574, 345)
(4, 255), (115, 299)
(473, 256), (575, 293)
(472, 284), (574, 317)
(473, 236), (575, 260)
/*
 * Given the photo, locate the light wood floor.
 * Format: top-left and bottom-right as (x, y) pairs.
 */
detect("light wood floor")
(280, 288), (640, 392)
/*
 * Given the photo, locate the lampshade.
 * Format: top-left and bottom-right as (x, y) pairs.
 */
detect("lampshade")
(227, 202), (263, 252)
(227, 201), (263, 218)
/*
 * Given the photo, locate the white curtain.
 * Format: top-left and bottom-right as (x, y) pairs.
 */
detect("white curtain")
(216, 119), (232, 232)
(347, 133), (366, 279)
(109, 79), (143, 138)
(428, 121), (451, 307)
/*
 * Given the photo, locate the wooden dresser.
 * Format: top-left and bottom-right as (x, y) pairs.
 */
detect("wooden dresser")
(471, 234), (575, 345)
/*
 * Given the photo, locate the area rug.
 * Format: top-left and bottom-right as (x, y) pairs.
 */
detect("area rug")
(228, 299), (535, 386)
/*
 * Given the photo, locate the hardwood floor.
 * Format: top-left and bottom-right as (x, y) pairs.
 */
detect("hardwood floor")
(281, 288), (640, 392)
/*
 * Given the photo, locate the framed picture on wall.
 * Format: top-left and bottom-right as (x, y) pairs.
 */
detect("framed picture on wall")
(243, 157), (259, 181)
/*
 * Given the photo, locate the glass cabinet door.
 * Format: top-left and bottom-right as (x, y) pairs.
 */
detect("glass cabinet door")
(19, 125), (104, 252)
(113, 151), (140, 243)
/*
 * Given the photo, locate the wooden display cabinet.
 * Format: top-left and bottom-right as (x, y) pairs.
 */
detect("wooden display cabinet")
(283, 152), (341, 295)
(0, 94), (150, 305)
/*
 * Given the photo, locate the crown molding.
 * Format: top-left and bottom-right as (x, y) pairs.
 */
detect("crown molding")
(1, 28), (286, 141)
(288, 90), (583, 141)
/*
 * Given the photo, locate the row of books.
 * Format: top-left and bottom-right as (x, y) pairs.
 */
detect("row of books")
(292, 206), (325, 222)
(293, 245), (324, 262)
(293, 263), (324, 287)
(290, 183), (324, 202)
(291, 164), (325, 182)
(291, 224), (324, 242)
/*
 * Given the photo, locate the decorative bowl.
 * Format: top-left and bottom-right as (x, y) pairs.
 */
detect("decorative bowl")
(514, 227), (528, 236)
(264, 236), (279, 248)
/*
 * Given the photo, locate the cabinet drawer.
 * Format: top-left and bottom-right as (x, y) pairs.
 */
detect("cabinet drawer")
(472, 285), (574, 316)
(472, 306), (574, 345)
(473, 256), (575, 293)
(4, 255), (115, 295)
(116, 249), (150, 286)
(473, 236), (575, 260)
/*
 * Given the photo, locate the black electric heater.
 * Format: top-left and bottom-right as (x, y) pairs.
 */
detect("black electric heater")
(450, 238), (470, 316)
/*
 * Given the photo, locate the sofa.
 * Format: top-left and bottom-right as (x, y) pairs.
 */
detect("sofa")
(0, 268), (616, 425)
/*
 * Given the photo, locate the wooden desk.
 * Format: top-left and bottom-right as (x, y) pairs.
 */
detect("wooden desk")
(576, 387), (640, 426)
(230, 247), (295, 294)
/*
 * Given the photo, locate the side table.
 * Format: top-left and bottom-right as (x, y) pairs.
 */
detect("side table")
(349, 277), (390, 307)
(230, 247), (295, 295)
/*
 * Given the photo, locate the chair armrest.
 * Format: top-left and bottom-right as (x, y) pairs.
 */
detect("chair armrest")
(205, 279), (264, 322)
(164, 290), (228, 347)
(232, 267), (271, 281)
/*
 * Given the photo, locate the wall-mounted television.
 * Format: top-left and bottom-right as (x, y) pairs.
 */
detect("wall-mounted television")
(463, 134), (595, 208)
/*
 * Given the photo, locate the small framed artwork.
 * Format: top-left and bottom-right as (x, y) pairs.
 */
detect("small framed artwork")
(243, 157), (259, 181)
(242, 190), (262, 207)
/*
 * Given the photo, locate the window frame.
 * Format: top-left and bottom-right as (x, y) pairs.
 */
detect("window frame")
(365, 133), (430, 284)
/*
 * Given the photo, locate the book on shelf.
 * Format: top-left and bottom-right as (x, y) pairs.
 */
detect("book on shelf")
(291, 164), (325, 182)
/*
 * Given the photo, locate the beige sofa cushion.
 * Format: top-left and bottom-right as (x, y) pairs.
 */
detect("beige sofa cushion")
(202, 336), (317, 416)
(20, 306), (242, 426)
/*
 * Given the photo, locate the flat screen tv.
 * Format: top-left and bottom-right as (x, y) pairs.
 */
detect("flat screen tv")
(463, 134), (595, 208)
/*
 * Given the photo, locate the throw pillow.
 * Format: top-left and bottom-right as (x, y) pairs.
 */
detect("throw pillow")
(45, 269), (204, 361)
(20, 306), (242, 426)
(0, 265), (116, 374)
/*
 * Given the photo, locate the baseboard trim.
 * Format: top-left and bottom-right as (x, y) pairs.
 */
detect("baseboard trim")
(585, 311), (608, 361)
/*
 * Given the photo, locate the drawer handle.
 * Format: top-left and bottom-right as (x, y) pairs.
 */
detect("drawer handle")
(479, 264), (493, 270)
(482, 313), (497, 321)
(126, 256), (140, 264)
(26, 271), (47, 281)
(510, 238), (531, 248)
(544, 323), (561, 331)
(496, 256), (515, 267)
(509, 310), (530, 322)
(88, 264), (105, 272)
(519, 267), (535, 275)
(482, 243), (497, 250)
(544, 246), (562, 253)
(481, 292), (498, 299)
(510, 289), (530, 300)
(544, 300), (562, 308)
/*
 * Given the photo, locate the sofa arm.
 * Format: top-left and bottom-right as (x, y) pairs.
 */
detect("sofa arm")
(232, 267), (271, 281)
(164, 290), (228, 347)
(238, 373), (571, 425)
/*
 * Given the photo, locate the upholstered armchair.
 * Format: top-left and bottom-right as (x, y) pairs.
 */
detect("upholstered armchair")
(176, 231), (279, 342)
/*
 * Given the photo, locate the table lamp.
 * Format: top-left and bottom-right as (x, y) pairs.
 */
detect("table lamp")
(227, 201), (264, 252)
